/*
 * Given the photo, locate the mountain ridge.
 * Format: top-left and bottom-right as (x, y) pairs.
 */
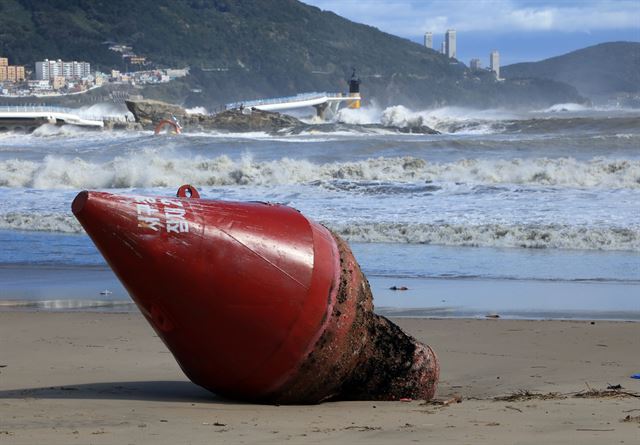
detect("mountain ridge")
(502, 42), (640, 102)
(1, 0), (586, 108)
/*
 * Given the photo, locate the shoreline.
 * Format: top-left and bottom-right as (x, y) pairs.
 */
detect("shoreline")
(2, 263), (639, 320)
(0, 312), (638, 444)
(2, 305), (640, 323)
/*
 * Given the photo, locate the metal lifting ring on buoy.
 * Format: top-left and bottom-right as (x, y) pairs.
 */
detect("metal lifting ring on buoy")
(176, 184), (200, 199)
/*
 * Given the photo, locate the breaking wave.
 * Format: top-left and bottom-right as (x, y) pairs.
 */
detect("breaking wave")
(540, 103), (591, 113)
(330, 222), (640, 251)
(337, 104), (640, 135)
(0, 212), (82, 233)
(337, 105), (382, 125)
(1, 153), (638, 189)
(30, 124), (97, 138)
(2, 211), (637, 251)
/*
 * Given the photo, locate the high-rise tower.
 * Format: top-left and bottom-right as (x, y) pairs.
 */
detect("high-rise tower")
(424, 32), (433, 49)
(490, 50), (500, 79)
(445, 29), (456, 59)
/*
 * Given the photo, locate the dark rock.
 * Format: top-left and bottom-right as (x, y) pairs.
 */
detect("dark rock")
(125, 99), (303, 133)
(395, 125), (439, 134)
(103, 120), (143, 131)
(125, 99), (188, 128)
(284, 122), (439, 135)
(359, 123), (439, 134)
(207, 108), (302, 133)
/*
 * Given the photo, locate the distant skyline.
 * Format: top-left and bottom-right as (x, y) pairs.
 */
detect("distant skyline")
(302, 0), (640, 66)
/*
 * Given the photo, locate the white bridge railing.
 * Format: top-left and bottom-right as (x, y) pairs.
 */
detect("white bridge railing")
(0, 105), (128, 124)
(226, 92), (347, 110)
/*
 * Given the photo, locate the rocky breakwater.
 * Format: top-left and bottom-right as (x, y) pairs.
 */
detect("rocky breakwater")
(125, 99), (439, 135)
(125, 99), (303, 133)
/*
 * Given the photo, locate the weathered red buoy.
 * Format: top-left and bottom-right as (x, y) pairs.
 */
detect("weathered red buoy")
(72, 187), (439, 403)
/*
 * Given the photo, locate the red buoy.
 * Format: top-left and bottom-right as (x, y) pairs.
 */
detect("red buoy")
(72, 187), (438, 403)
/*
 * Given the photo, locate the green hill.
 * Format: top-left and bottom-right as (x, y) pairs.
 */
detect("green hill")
(0, 0), (585, 108)
(502, 42), (640, 101)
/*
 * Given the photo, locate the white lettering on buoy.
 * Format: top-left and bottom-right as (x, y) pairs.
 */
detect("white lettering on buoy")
(165, 205), (189, 233)
(131, 196), (189, 234)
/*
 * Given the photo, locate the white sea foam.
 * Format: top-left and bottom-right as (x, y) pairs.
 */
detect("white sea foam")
(541, 103), (591, 113)
(337, 105), (382, 125)
(185, 106), (209, 115)
(77, 102), (130, 117)
(375, 105), (517, 134)
(330, 222), (640, 251)
(2, 211), (637, 251)
(337, 104), (513, 134)
(181, 130), (271, 139)
(0, 212), (83, 233)
(1, 153), (638, 189)
(30, 124), (95, 138)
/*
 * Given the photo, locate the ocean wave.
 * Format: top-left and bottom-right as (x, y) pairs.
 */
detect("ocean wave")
(2, 211), (637, 251)
(539, 103), (591, 113)
(0, 153), (638, 189)
(30, 124), (99, 138)
(337, 104), (640, 135)
(329, 222), (640, 251)
(336, 105), (382, 125)
(377, 105), (500, 134)
(0, 212), (83, 233)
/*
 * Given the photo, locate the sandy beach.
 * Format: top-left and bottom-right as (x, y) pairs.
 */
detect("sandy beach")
(0, 312), (638, 444)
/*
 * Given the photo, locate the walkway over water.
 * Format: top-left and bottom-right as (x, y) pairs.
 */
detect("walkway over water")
(226, 92), (361, 117)
(0, 106), (105, 128)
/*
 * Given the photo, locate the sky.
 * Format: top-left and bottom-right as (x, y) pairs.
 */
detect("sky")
(302, 0), (640, 66)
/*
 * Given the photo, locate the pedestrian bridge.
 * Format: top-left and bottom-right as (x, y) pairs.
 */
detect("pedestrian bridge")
(226, 92), (361, 118)
(0, 106), (105, 128)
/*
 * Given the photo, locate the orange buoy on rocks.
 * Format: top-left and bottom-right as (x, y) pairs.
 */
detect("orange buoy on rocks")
(72, 186), (439, 403)
(154, 117), (182, 135)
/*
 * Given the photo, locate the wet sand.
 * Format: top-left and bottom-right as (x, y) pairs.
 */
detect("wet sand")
(0, 312), (638, 444)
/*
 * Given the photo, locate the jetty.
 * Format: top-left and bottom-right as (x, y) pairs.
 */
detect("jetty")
(0, 106), (105, 129)
(225, 69), (362, 119)
(225, 91), (361, 119)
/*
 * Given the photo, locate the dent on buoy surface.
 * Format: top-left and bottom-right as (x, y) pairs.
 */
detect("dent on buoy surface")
(72, 186), (439, 403)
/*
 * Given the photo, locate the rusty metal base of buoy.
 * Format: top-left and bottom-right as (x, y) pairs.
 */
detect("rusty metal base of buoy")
(263, 232), (439, 404)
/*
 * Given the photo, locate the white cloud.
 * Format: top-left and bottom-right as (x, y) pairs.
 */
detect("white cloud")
(303, 0), (640, 35)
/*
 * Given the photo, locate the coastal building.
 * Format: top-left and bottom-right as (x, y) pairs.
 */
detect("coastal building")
(440, 41), (446, 54)
(27, 80), (52, 92)
(126, 56), (147, 65)
(490, 50), (500, 79)
(424, 32), (433, 49)
(35, 59), (91, 81)
(470, 58), (482, 71)
(108, 44), (132, 53)
(445, 29), (456, 59)
(94, 74), (107, 87)
(7, 66), (26, 82)
(35, 60), (58, 79)
(0, 57), (26, 82)
(165, 68), (189, 78)
(51, 75), (66, 90)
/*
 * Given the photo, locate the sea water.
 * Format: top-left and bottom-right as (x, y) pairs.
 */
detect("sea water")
(0, 104), (638, 319)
